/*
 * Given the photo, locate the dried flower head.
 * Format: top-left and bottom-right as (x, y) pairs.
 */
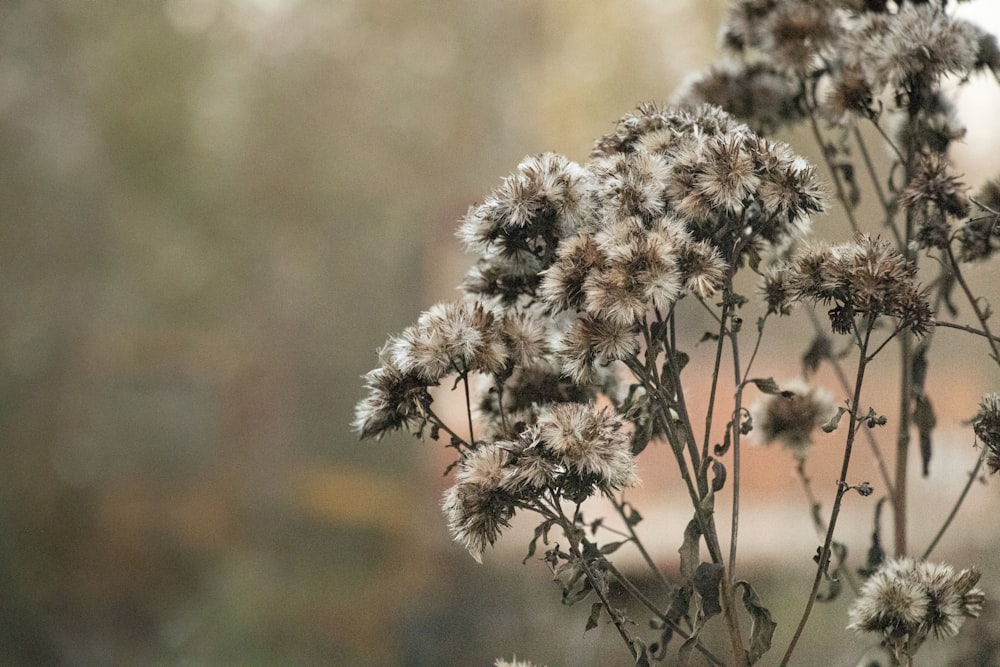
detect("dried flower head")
(845, 5), (981, 93)
(783, 235), (931, 336)
(391, 301), (508, 382)
(442, 443), (517, 563)
(459, 153), (592, 262)
(751, 379), (835, 457)
(535, 403), (639, 494)
(353, 352), (430, 440)
(849, 558), (985, 661)
(958, 178), (1000, 261)
(973, 392), (1000, 474)
(557, 315), (638, 386)
(589, 152), (670, 222)
(675, 61), (804, 133)
(898, 153), (970, 250)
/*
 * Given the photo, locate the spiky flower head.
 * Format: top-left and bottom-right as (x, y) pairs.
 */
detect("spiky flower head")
(779, 235), (932, 336)
(442, 443), (517, 564)
(391, 300), (508, 383)
(973, 392), (1000, 474)
(898, 153), (969, 251)
(535, 403), (639, 495)
(848, 558), (984, 661)
(750, 379), (835, 458)
(353, 352), (430, 440)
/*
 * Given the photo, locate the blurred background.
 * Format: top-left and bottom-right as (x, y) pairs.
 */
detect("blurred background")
(2, 1), (1000, 665)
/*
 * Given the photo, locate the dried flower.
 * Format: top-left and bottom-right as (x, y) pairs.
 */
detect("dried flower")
(557, 315), (638, 385)
(958, 178), (1000, 262)
(750, 378), (835, 458)
(845, 5), (981, 93)
(783, 235), (931, 336)
(353, 352), (430, 440)
(495, 657), (545, 667)
(442, 443), (517, 563)
(535, 403), (638, 494)
(848, 558), (984, 661)
(973, 392), (1000, 474)
(675, 61), (804, 133)
(898, 153), (969, 250)
(459, 153), (592, 262)
(391, 301), (508, 382)
(589, 152), (670, 222)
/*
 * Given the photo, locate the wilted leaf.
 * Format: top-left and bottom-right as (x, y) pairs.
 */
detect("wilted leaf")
(736, 581), (777, 665)
(714, 425), (732, 457)
(821, 406), (849, 433)
(711, 458), (727, 492)
(679, 520), (701, 582)
(624, 504), (643, 527)
(694, 562), (724, 619)
(913, 394), (936, 477)
(600, 540), (627, 555)
(524, 519), (555, 564)
(633, 638), (651, 667)
(585, 601), (603, 633)
(748, 377), (783, 395)
(802, 335), (832, 375)
(859, 498), (886, 578)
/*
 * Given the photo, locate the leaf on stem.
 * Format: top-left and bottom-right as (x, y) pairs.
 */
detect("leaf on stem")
(748, 377), (791, 396)
(714, 425), (732, 456)
(802, 334), (832, 375)
(600, 540), (627, 555)
(585, 601), (603, 633)
(859, 498), (887, 578)
(821, 406), (849, 433)
(523, 519), (555, 564)
(736, 580), (777, 665)
(623, 503), (643, 527)
(679, 520), (701, 582)
(913, 393), (936, 477)
(711, 458), (727, 492)
(693, 562), (724, 619)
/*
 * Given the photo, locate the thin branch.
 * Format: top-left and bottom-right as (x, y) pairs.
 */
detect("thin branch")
(782, 315), (874, 665)
(922, 445), (987, 559)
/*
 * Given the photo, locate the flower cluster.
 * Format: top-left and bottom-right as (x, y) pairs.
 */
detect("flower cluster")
(763, 234), (932, 335)
(848, 558), (984, 661)
(958, 178), (1000, 262)
(441, 403), (638, 562)
(353, 299), (551, 441)
(685, 1), (999, 131)
(750, 379), (835, 458)
(898, 152), (969, 250)
(973, 392), (1000, 475)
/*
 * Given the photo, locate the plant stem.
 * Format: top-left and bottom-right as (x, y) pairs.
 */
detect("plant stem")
(894, 330), (913, 557)
(802, 78), (860, 234)
(603, 561), (725, 667)
(922, 446), (987, 559)
(612, 498), (673, 592)
(782, 317), (874, 665)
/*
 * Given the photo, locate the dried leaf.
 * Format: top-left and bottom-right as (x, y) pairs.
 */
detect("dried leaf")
(736, 581), (777, 665)
(748, 377), (785, 395)
(694, 562), (724, 619)
(913, 394), (936, 477)
(822, 406), (849, 433)
(711, 458), (727, 492)
(679, 520), (701, 582)
(585, 601), (603, 633)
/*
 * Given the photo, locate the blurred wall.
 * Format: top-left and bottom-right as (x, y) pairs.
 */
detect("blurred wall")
(0, 1), (726, 664)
